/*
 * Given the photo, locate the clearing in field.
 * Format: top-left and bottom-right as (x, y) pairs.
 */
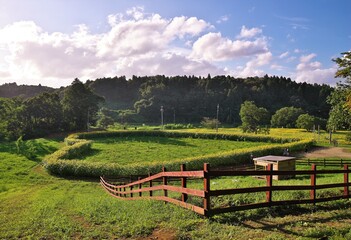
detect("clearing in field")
(82, 136), (273, 164)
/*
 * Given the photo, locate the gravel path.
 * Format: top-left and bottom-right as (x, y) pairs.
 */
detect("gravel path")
(298, 147), (351, 159)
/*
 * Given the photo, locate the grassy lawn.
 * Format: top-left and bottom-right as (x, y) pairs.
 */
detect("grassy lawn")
(183, 127), (351, 146)
(1, 129), (351, 239)
(82, 136), (274, 164)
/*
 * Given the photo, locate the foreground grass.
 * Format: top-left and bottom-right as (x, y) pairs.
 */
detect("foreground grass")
(82, 136), (273, 165)
(1, 131), (351, 239)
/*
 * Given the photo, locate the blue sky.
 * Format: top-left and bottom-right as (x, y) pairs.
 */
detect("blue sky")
(0, 0), (350, 87)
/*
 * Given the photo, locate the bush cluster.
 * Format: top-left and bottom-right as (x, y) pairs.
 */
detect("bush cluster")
(44, 131), (314, 178)
(163, 123), (194, 129)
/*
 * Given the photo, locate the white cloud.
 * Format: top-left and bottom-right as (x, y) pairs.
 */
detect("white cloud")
(191, 32), (268, 61)
(237, 25), (262, 39)
(236, 52), (272, 77)
(126, 6), (145, 20)
(300, 53), (316, 63)
(0, 8), (215, 87)
(294, 53), (336, 85)
(216, 15), (229, 24)
(164, 16), (211, 39)
(279, 51), (289, 59)
(0, 7), (333, 87)
(271, 64), (285, 71)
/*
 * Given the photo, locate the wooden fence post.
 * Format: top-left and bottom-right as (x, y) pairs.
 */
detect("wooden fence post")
(344, 165), (349, 198)
(124, 187), (126, 197)
(162, 166), (168, 198)
(266, 164), (273, 204)
(130, 186), (133, 198)
(138, 177), (142, 197)
(323, 159), (326, 167)
(310, 164), (317, 204)
(149, 173), (153, 197)
(181, 164), (188, 202)
(203, 163), (210, 216)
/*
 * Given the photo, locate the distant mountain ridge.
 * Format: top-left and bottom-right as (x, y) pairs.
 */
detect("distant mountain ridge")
(0, 82), (55, 99)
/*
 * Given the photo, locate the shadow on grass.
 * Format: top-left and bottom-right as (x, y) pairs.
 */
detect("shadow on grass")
(74, 148), (102, 160)
(0, 139), (60, 162)
(210, 201), (351, 238)
(0, 141), (17, 154)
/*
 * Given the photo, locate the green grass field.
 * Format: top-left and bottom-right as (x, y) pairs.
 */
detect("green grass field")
(183, 127), (350, 146)
(82, 136), (274, 164)
(1, 129), (351, 239)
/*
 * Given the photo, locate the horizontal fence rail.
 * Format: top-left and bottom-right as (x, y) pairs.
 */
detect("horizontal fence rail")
(100, 163), (351, 217)
(297, 159), (351, 167)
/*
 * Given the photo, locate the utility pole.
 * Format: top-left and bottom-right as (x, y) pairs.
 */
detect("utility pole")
(216, 104), (219, 132)
(173, 108), (176, 124)
(160, 106), (164, 129)
(87, 109), (90, 132)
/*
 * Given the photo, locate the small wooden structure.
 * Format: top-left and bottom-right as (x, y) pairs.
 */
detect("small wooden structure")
(253, 155), (296, 180)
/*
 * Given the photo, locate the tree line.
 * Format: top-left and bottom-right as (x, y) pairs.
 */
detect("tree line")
(0, 79), (103, 140)
(2, 58), (351, 140)
(88, 74), (332, 125)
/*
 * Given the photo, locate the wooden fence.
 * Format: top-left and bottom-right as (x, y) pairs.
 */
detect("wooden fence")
(100, 163), (351, 217)
(297, 159), (351, 167)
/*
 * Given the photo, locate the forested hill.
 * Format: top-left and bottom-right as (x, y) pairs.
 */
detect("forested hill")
(87, 75), (333, 124)
(0, 82), (55, 98)
(0, 75), (333, 125)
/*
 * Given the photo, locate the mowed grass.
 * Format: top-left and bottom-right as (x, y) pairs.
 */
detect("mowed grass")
(82, 136), (273, 164)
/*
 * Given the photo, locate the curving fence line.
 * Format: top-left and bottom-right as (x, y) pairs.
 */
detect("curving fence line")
(100, 163), (351, 217)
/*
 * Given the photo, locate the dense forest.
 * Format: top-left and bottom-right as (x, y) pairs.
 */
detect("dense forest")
(0, 74), (335, 140)
(87, 75), (332, 125)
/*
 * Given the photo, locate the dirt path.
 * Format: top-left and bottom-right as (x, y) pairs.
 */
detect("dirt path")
(298, 147), (351, 159)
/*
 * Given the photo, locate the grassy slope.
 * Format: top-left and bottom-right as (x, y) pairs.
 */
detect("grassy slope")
(83, 136), (273, 164)
(1, 129), (351, 239)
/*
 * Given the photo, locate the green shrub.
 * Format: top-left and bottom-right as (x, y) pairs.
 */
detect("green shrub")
(346, 132), (351, 142)
(201, 117), (220, 129)
(15, 136), (38, 160)
(163, 123), (194, 129)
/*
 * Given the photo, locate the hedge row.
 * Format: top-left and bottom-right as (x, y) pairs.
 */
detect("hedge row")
(44, 131), (315, 178)
(45, 140), (92, 161)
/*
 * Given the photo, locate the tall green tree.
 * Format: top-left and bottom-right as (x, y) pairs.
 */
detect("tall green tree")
(0, 97), (24, 140)
(239, 101), (270, 133)
(296, 113), (315, 131)
(327, 88), (351, 130)
(21, 92), (63, 138)
(62, 79), (104, 131)
(334, 51), (351, 108)
(328, 51), (351, 130)
(271, 107), (304, 128)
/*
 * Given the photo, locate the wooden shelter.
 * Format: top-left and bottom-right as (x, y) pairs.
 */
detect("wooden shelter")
(253, 155), (296, 180)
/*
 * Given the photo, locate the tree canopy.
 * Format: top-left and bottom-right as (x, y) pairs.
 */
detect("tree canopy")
(62, 79), (104, 131)
(327, 51), (351, 130)
(271, 107), (304, 128)
(239, 101), (269, 133)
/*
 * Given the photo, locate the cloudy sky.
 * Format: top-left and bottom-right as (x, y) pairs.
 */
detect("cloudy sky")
(0, 0), (350, 88)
